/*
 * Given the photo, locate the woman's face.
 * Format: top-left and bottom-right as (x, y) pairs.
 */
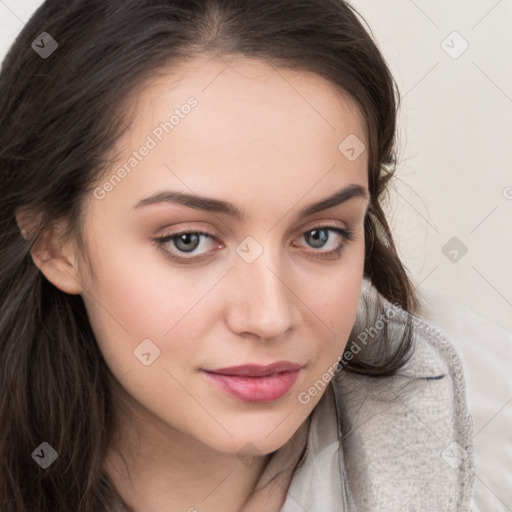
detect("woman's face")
(77, 54), (369, 457)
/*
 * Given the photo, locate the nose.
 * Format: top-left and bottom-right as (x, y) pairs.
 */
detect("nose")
(225, 245), (299, 341)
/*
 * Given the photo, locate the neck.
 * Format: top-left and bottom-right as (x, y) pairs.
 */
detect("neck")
(101, 389), (275, 512)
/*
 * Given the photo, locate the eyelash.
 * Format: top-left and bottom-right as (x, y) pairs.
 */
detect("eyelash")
(153, 223), (356, 264)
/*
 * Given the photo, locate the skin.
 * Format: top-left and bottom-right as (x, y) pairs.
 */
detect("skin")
(19, 54), (370, 511)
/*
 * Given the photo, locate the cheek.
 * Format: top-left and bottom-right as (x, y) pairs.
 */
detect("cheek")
(82, 224), (214, 329)
(302, 239), (365, 329)
(78, 233), (240, 388)
(299, 245), (365, 364)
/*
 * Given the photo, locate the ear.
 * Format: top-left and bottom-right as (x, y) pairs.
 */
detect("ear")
(15, 207), (83, 295)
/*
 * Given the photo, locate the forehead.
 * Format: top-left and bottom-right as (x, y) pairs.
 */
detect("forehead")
(92, 54), (368, 215)
(126, 54), (366, 143)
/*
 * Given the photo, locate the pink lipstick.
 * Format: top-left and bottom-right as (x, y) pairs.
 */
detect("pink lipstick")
(202, 361), (303, 403)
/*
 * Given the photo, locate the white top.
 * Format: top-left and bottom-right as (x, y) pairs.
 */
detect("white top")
(280, 382), (345, 511)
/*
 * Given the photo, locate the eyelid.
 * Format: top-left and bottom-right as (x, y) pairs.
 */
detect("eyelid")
(153, 222), (356, 263)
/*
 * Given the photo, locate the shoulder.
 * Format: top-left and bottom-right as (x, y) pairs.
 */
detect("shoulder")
(415, 286), (512, 511)
(330, 281), (474, 511)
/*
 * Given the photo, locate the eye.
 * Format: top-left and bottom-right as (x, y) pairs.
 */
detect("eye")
(154, 229), (219, 260)
(293, 224), (356, 259)
(153, 224), (356, 264)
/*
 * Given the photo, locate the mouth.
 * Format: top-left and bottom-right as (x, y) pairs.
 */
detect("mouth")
(202, 361), (303, 403)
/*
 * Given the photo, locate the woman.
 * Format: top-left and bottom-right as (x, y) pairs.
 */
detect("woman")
(0, 0), (473, 510)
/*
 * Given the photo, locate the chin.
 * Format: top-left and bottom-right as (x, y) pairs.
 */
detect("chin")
(198, 409), (307, 456)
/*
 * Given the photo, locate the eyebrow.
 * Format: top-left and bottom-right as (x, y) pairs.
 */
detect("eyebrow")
(132, 183), (369, 220)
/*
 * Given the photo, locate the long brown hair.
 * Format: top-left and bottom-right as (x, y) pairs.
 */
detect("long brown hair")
(0, 0), (419, 509)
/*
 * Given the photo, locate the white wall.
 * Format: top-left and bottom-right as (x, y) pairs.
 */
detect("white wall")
(350, 0), (512, 331)
(1, 0), (511, 330)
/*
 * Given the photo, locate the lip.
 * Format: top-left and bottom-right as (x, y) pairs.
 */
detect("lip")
(205, 361), (303, 377)
(202, 361), (303, 403)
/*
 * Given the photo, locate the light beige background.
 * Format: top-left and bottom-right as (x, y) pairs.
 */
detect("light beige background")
(1, 0), (511, 331)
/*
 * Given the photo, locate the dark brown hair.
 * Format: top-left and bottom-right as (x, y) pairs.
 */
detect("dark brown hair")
(0, 0), (419, 509)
